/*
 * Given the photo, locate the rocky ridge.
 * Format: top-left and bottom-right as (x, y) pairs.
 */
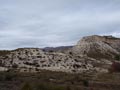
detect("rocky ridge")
(0, 35), (119, 73)
(72, 35), (120, 59)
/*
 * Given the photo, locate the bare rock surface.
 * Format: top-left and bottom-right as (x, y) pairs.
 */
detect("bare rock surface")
(72, 35), (120, 59)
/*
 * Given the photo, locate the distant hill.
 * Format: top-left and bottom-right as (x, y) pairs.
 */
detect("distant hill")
(72, 35), (120, 59)
(42, 46), (73, 52)
(0, 35), (120, 73)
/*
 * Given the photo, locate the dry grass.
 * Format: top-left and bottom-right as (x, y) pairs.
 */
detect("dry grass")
(0, 71), (120, 90)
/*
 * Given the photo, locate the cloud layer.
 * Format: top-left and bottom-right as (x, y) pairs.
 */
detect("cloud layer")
(0, 0), (120, 49)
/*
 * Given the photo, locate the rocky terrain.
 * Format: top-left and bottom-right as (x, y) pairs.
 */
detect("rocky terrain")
(0, 35), (120, 73)
(72, 35), (120, 59)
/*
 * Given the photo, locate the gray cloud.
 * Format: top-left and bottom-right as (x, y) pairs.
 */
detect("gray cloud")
(0, 0), (120, 50)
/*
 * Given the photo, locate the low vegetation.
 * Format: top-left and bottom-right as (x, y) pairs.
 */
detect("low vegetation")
(0, 70), (119, 90)
(0, 50), (11, 56)
(115, 55), (120, 61)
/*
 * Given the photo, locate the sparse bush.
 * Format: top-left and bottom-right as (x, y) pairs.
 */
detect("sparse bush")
(5, 72), (17, 81)
(36, 83), (66, 90)
(0, 72), (17, 81)
(115, 55), (120, 61)
(83, 80), (89, 87)
(21, 83), (32, 90)
(36, 83), (47, 90)
(24, 62), (36, 66)
(12, 64), (18, 68)
(66, 86), (71, 90)
(69, 52), (73, 55)
(73, 64), (81, 69)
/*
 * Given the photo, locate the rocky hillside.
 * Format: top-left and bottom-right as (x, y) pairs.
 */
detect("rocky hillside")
(0, 48), (109, 73)
(0, 35), (119, 73)
(72, 35), (120, 59)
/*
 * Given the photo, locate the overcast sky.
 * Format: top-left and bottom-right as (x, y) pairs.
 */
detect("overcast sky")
(0, 0), (120, 50)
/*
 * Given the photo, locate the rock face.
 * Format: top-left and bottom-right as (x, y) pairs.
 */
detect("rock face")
(0, 35), (119, 73)
(72, 35), (120, 59)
